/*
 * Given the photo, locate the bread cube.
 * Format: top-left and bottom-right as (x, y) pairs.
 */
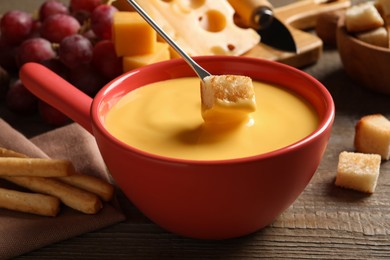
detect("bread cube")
(354, 114), (390, 160)
(335, 151), (381, 193)
(356, 27), (389, 47)
(345, 2), (384, 32)
(200, 75), (256, 124)
(377, 0), (390, 24)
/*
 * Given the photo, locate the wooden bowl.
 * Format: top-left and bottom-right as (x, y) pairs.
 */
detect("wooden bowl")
(337, 19), (390, 95)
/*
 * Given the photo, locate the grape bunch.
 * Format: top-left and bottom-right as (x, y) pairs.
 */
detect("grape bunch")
(0, 0), (122, 126)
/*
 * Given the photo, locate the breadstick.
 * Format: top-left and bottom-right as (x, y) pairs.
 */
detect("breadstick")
(0, 157), (76, 177)
(0, 187), (60, 216)
(0, 147), (28, 158)
(4, 176), (103, 214)
(0, 147), (113, 207)
(58, 174), (115, 202)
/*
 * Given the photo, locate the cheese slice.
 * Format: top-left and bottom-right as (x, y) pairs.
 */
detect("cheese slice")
(135, 0), (260, 56)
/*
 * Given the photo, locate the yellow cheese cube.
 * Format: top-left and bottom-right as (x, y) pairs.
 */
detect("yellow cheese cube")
(113, 12), (156, 57)
(157, 38), (181, 59)
(123, 42), (170, 72)
(168, 46), (181, 59)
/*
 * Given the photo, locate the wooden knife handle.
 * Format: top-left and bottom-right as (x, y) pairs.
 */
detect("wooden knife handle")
(227, 0), (273, 28)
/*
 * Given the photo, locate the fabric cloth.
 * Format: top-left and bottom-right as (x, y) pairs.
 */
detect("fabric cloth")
(0, 119), (126, 259)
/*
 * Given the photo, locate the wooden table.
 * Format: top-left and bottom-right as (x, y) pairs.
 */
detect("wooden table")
(1, 0), (389, 259)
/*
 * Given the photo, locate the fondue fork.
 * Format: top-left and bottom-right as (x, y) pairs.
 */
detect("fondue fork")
(126, 0), (257, 123)
(125, 0), (211, 81)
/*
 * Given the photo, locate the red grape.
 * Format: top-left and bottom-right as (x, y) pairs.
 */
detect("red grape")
(92, 40), (122, 80)
(0, 37), (18, 72)
(0, 10), (33, 45)
(68, 65), (105, 97)
(59, 34), (93, 69)
(82, 29), (98, 45)
(16, 37), (56, 67)
(41, 58), (69, 80)
(38, 100), (70, 126)
(40, 13), (80, 43)
(72, 9), (90, 25)
(91, 4), (118, 40)
(0, 0), (130, 126)
(0, 66), (10, 100)
(28, 20), (43, 39)
(6, 79), (38, 115)
(39, 0), (69, 21)
(70, 0), (102, 13)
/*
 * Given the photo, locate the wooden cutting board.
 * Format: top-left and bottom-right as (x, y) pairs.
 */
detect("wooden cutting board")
(243, 0), (351, 67)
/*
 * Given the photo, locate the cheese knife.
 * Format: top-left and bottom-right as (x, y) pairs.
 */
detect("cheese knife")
(228, 0), (297, 53)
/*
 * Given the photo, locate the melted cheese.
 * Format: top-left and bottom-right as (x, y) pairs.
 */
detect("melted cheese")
(105, 77), (319, 161)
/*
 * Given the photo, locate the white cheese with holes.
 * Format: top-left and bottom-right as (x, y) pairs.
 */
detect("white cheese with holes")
(135, 0), (260, 56)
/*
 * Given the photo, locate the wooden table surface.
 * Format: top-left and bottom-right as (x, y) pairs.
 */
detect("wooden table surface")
(1, 0), (390, 259)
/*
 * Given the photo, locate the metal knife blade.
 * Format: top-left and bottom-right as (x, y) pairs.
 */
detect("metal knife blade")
(228, 0), (297, 53)
(254, 6), (297, 52)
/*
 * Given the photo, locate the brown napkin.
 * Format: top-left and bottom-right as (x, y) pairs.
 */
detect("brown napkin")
(0, 119), (126, 259)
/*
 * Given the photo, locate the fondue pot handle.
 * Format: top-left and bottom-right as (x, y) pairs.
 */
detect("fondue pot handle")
(20, 62), (93, 133)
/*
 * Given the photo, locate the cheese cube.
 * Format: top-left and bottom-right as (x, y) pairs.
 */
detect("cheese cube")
(113, 12), (157, 57)
(123, 42), (170, 72)
(335, 151), (381, 193)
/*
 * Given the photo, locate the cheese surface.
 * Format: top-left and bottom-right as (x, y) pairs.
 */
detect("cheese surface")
(135, 0), (260, 56)
(105, 77), (319, 161)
